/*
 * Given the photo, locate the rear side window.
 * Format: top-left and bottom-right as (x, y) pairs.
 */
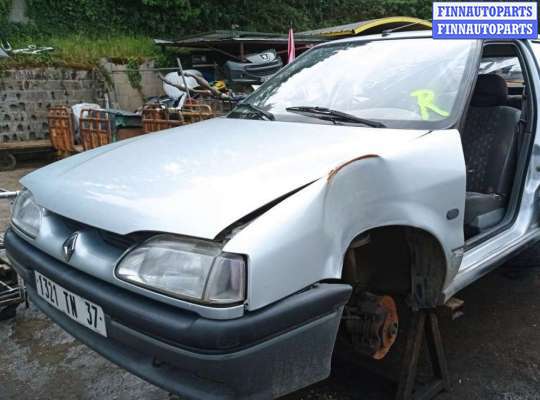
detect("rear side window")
(479, 56), (523, 86)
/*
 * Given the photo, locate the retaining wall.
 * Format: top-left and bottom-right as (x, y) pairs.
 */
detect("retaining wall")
(0, 68), (105, 142)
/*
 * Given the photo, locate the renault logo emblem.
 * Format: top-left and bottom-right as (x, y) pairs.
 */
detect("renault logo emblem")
(63, 232), (79, 262)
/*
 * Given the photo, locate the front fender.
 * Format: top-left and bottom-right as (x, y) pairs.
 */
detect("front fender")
(225, 130), (466, 311)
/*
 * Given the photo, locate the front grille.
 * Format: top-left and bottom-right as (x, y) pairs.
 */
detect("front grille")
(54, 213), (137, 252)
(99, 230), (136, 251)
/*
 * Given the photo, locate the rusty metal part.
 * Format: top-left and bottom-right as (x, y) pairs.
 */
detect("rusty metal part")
(142, 105), (184, 133)
(327, 154), (379, 181)
(343, 292), (399, 360)
(47, 106), (80, 153)
(182, 103), (215, 124)
(79, 109), (113, 150)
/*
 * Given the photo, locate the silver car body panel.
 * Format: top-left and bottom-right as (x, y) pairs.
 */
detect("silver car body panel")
(22, 118), (428, 239)
(225, 129), (466, 310)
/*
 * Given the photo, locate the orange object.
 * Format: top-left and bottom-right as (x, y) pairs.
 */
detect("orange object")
(47, 106), (81, 153)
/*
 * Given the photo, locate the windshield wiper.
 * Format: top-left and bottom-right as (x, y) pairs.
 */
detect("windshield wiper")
(234, 103), (275, 121)
(286, 106), (385, 128)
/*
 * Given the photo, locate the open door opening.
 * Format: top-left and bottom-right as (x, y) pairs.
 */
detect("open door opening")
(462, 42), (533, 242)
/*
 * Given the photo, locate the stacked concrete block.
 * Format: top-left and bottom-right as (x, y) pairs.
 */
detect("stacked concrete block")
(0, 68), (105, 142)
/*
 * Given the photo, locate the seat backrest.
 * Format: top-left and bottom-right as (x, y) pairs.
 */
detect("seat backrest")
(462, 74), (521, 196)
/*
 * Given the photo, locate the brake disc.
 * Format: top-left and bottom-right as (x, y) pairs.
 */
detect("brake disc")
(343, 292), (399, 360)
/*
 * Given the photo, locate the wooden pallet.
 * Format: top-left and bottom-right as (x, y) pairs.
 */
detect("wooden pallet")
(0, 139), (52, 151)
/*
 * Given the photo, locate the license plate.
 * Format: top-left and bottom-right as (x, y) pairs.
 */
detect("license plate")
(35, 271), (107, 337)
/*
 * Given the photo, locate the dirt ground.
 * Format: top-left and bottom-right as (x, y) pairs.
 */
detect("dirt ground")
(2, 165), (540, 400)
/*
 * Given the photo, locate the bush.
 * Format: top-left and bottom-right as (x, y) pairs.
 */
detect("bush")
(6, 0), (433, 38)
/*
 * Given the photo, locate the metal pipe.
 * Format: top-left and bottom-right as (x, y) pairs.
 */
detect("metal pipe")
(0, 191), (18, 199)
(177, 58), (192, 102)
(110, 67), (183, 73)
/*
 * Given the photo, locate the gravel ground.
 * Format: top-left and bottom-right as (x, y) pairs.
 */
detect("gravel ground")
(2, 165), (540, 400)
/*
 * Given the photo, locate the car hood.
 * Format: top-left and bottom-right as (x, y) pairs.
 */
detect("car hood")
(23, 118), (427, 239)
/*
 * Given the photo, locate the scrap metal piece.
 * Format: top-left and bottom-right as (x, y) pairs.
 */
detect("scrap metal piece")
(438, 297), (464, 320)
(343, 292), (399, 360)
(0, 236), (26, 320)
(0, 190), (18, 199)
(10, 44), (54, 55)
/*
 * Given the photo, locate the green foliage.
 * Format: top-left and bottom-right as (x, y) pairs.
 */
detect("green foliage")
(0, 0), (10, 21)
(22, 0), (202, 37)
(7, 0), (433, 38)
(0, 0), (434, 68)
(126, 58), (142, 90)
(49, 35), (157, 65)
(1, 35), (158, 69)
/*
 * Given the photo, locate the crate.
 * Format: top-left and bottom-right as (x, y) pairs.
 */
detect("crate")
(79, 109), (113, 150)
(142, 105), (184, 133)
(196, 98), (237, 116)
(181, 103), (215, 124)
(47, 106), (81, 153)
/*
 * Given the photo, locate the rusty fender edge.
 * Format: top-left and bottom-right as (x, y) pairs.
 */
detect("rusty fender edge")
(327, 154), (380, 182)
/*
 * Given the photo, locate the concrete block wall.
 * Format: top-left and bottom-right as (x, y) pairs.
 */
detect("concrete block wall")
(0, 68), (105, 142)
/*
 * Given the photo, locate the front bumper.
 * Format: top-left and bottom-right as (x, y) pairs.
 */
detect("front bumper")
(5, 228), (351, 399)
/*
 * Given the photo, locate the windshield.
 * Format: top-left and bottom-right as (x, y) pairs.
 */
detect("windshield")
(230, 38), (477, 129)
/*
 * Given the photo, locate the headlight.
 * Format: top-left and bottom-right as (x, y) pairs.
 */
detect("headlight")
(11, 189), (42, 238)
(115, 235), (246, 305)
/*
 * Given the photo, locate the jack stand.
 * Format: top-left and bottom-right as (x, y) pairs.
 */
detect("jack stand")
(395, 309), (450, 400)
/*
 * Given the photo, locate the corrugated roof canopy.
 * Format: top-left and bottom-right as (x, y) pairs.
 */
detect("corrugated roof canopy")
(156, 30), (324, 48)
(300, 16), (432, 37)
(154, 30), (326, 60)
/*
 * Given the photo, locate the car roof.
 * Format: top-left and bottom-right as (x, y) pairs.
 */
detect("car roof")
(318, 30), (433, 47)
(315, 30), (534, 49)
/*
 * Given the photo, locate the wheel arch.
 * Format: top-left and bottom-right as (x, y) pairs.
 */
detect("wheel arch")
(341, 224), (448, 308)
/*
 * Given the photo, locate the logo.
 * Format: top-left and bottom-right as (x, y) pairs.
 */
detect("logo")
(62, 232), (79, 262)
(433, 2), (538, 39)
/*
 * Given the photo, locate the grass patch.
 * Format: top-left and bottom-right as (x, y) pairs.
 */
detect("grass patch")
(50, 35), (158, 65)
(0, 35), (164, 69)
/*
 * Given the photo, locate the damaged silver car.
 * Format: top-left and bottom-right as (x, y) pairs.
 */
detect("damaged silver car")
(6, 31), (540, 399)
